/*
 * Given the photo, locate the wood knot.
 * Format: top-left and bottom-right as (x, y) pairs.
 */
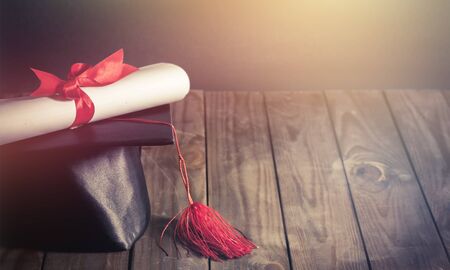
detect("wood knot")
(353, 162), (386, 182)
(264, 262), (285, 270)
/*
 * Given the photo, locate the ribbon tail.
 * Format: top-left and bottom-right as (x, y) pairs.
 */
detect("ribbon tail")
(82, 49), (132, 85)
(30, 68), (64, 97)
(71, 89), (95, 128)
(121, 63), (139, 77)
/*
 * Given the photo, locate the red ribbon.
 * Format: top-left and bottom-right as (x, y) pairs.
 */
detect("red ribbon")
(30, 49), (138, 127)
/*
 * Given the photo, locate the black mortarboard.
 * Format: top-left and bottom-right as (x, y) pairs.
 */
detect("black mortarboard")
(0, 105), (172, 251)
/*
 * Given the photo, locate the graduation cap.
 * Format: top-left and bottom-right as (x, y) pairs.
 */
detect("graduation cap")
(0, 105), (172, 252)
(0, 50), (256, 260)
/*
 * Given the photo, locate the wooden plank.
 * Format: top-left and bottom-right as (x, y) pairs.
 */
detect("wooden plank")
(132, 90), (208, 269)
(206, 91), (290, 270)
(385, 89), (450, 253)
(0, 248), (44, 270)
(265, 91), (369, 270)
(325, 90), (450, 269)
(43, 252), (128, 270)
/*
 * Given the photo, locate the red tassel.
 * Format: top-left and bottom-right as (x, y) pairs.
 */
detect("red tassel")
(112, 117), (256, 261)
(173, 202), (256, 261)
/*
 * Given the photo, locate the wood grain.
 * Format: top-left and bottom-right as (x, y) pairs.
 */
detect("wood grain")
(325, 90), (450, 270)
(385, 89), (450, 254)
(0, 248), (44, 270)
(43, 252), (128, 270)
(206, 91), (290, 270)
(265, 91), (368, 270)
(132, 90), (208, 270)
(3, 90), (450, 270)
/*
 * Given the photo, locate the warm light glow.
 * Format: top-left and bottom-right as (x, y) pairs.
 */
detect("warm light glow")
(1, 0), (449, 93)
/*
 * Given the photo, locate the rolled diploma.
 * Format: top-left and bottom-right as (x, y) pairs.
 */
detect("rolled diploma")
(0, 63), (190, 145)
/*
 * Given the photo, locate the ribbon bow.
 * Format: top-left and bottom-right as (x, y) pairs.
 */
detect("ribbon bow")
(30, 49), (138, 127)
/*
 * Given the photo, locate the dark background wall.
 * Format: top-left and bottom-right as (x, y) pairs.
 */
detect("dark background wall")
(1, 0), (449, 95)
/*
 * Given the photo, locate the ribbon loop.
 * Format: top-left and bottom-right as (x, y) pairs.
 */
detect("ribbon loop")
(30, 49), (138, 127)
(68, 63), (91, 79)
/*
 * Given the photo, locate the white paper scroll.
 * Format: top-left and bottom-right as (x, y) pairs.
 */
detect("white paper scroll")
(0, 63), (190, 145)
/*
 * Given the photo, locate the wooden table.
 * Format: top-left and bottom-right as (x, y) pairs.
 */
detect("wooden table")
(1, 90), (449, 270)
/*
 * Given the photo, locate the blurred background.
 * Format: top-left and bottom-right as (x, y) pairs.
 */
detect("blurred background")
(1, 0), (449, 95)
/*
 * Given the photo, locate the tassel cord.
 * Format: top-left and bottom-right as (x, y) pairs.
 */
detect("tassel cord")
(112, 117), (194, 205)
(111, 117), (195, 256)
